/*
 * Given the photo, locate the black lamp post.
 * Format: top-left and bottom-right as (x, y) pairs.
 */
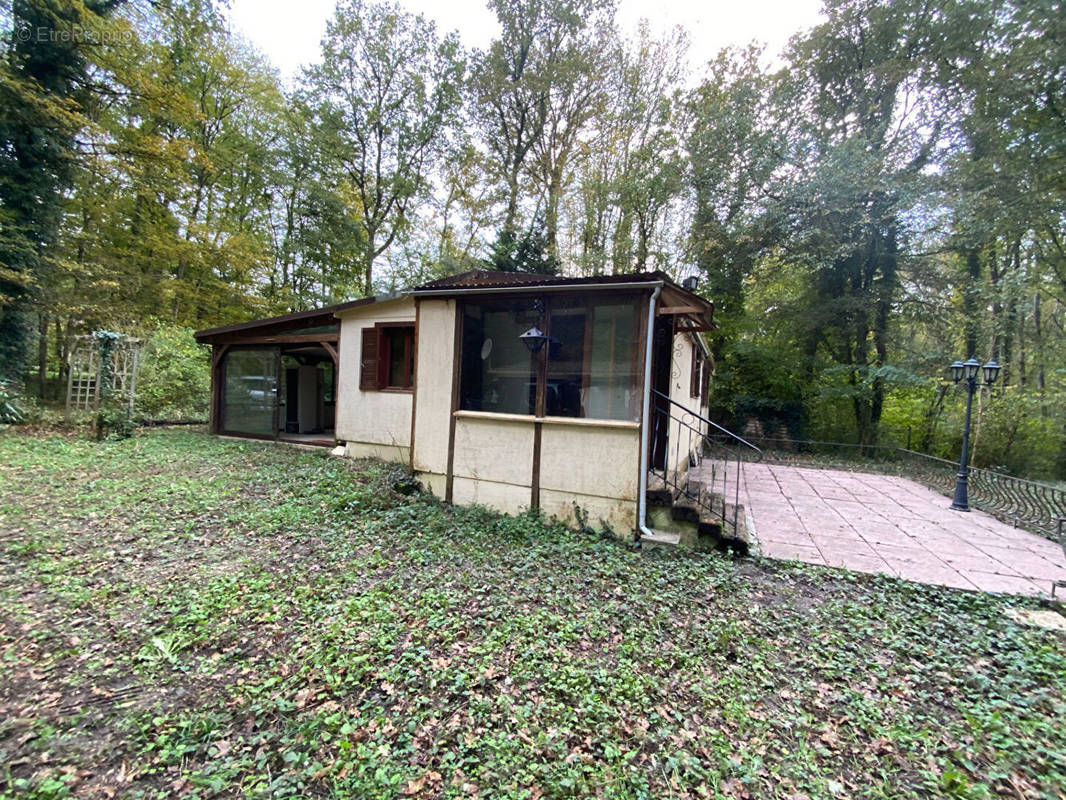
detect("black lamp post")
(949, 357), (1000, 511)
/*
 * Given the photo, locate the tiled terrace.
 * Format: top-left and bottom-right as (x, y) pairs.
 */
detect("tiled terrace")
(726, 463), (1066, 597)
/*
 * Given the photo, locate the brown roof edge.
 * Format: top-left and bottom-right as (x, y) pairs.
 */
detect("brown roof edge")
(415, 269), (555, 289)
(193, 297), (377, 342)
(413, 269), (714, 326)
(412, 269), (678, 293)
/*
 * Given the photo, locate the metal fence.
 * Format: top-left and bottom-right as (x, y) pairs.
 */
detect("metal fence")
(741, 436), (1065, 540)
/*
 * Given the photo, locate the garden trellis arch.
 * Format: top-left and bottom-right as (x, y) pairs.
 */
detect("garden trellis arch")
(64, 333), (142, 420)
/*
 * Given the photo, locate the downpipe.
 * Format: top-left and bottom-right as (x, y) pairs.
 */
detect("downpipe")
(637, 284), (663, 544)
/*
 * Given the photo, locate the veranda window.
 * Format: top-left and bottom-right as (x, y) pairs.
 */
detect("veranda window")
(691, 344), (705, 398)
(459, 300), (539, 414)
(458, 295), (641, 421)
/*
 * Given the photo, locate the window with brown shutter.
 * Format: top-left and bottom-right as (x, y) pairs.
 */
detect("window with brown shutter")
(360, 327), (378, 390)
(361, 324), (414, 391)
(379, 325), (414, 390)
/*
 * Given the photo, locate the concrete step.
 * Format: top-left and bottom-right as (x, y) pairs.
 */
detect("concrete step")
(695, 482), (750, 555)
(695, 502), (749, 555)
(645, 474), (674, 507)
(643, 471), (752, 555)
(671, 494), (702, 524)
(639, 528), (681, 551)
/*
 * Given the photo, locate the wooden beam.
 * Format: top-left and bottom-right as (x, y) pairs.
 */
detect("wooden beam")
(445, 301), (462, 504)
(209, 332), (340, 346)
(531, 421), (542, 511)
(409, 300), (420, 471)
(320, 341), (338, 367)
(657, 305), (702, 315)
(210, 344), (231, 434)
(210, 343), (230, 372)
(676, 322), (716, 332)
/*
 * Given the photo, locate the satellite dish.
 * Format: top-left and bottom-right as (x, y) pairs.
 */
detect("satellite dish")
(481, 338), (493, 360)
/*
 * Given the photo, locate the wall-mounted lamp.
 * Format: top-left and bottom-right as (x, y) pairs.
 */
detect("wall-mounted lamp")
(519, 326), (548, 353)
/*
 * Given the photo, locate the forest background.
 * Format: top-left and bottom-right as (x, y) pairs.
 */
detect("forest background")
(1, 0), (1063, 479)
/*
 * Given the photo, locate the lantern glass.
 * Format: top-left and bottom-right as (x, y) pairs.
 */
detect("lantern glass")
(964, 358), (980, 380)
(950, 361), (964, 383)
(982, 360), (1001, 385)
(519, 326), (547, 353)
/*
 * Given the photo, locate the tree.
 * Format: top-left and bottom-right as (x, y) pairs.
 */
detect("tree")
(527, 0), (615, 261)
(0, 0), (124, 382)
(266, 94), (366, 309)
(776, 0), (967, 449)
(471, 0), (550, 243)
(307, 0), (465, 295)
(473, 0), (616, 256)
(574, 22), (688, 274)
(484, 218), (559, 274)
(687, 47), (785, 333)
(46, 0), (286, 333)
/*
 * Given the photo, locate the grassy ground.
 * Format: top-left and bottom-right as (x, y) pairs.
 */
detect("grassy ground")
(1, 429), (1064, 800)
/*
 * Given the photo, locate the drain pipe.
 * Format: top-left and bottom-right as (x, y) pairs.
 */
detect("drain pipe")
(637, 284), (663, 543)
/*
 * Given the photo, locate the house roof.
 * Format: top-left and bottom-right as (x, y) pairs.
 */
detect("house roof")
(193, 297), (376, 343)
(413, 270), (715, 331)
(193, 270), (715, 345)
(414, 269), (670, 292)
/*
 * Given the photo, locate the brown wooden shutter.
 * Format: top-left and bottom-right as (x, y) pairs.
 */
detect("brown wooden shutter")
(701, 351), (711, 399)
(690, 348), (702, 397)
(360, 327), (379, 390)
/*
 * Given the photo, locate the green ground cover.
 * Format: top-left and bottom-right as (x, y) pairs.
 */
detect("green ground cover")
(0, 429), (1063, 799)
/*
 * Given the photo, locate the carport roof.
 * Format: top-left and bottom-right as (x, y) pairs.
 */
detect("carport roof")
(193, 298), (376, 343)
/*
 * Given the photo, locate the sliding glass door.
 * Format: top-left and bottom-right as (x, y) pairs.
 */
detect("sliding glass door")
(221, 347), (279, 437)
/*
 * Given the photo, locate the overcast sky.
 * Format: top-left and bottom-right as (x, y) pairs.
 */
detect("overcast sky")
(228, 0), (825, 83)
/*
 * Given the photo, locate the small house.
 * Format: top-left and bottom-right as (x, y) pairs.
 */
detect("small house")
(194, 270), (716, 539)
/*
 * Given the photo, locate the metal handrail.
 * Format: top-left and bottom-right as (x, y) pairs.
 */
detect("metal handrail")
(1054, 519), (1066, 599)
(648, 390), (761, 544)
(650, 390), (763, 455)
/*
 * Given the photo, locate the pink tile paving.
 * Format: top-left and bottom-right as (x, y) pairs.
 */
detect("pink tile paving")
(694, 462), (1065, 598)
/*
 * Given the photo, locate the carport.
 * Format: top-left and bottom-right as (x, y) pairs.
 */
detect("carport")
(195, 299), (374, 445)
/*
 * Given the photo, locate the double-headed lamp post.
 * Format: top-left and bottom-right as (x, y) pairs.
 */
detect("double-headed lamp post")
(949, 357), (1001, 511)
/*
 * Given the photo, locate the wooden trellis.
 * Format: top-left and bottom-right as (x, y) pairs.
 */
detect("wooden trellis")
(65, 334), (142, 419)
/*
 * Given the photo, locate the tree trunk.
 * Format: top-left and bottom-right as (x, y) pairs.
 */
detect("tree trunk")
(634, 211), (651, 272)
(612, 209), (632, 274)
(544, 167), (562, 261)
(1033, 291), (1045, 392)
(965, 247), (981, 358)
(503, 158), (522, 239)
(37, 313), (48, 399)
(362, 244), (374, 297)
(920, 384), (948, 453)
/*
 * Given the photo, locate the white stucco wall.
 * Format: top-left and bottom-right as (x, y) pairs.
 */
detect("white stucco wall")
(664, 332), (709, 476)
(451, 414), (535, 514)
(411, 298), (456, 480)
(539, 421), (640, 533)
(335, 296), (415, 464)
